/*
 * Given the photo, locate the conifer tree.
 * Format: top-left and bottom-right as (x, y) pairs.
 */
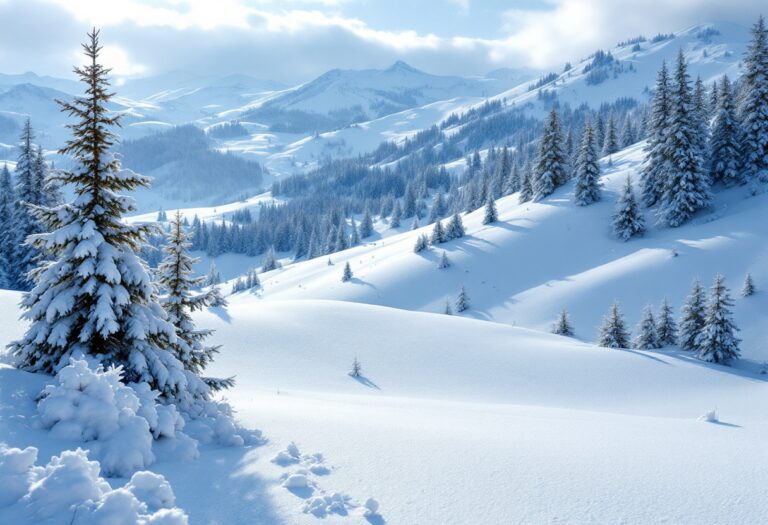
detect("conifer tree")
(359, 207), (374, 238)
(429, 190), (445, 224)
(693, 76), (710, 157)
(402, 183), (416, 218)
(390, 201), (402, 229)
(206, 262), (221, 286)
(431, 220), (446, 244)
(552, 308), (574, 336)
(262, 245), (280, 272)
(411, 216), (419, 230)
(158, 213), (232, 391)
(350, 217), (360, 245)
(482, 196), (498, 224)
(659, 51), (711, 227)
(335, 222), (348, 251)
(679, 278), (707, 351)
(656, 297), (677, 346)
(741, 273), (755, 297)
(504, 162), (521, 195)
(9, 30), (192, 399)
(445, 213), (465, 240)
(696, 274), (740, 364)
(12, 119), (47, 290)
(633, 305), (661, 349)
(739, 15), (768, 183)
(613, 176), (645, 241)
(533, 108), (567, 201)
(619, 116), (636, 148)
(437, 251), (450, 269)
(518, 163), (533, 203)
(641, 61), (671, 207)
(0, 165), (14, 288)
(413, 234), (429, 253)
(455, 285), (470, 312)
(349, 357), (362, 378)
(602, 114), (619, 156)
(597, 302), (630, 349)
(573, 121), (602, 206)
(341, 261), (353, 282)
(709, 75), (743, 186)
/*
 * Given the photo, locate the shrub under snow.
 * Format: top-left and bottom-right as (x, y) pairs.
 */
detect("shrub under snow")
(36, 357), (248, 478)
(0, 445), (188, 524)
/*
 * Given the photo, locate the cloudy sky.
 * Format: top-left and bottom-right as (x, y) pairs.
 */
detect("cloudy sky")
(0, 0), (764, 85)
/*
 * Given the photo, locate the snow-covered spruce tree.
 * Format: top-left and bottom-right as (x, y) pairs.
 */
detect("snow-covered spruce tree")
(411, 216), (419, 230)
(350, 217), (360, 245)
(341, 261), (353, 282)
(262, 245), (280, 272)
(0, 164), (15, 288)
(633, 305), (661, 350)
(445, 213), (465, 240)
(656, 297), (677, 346)
(437, 251), (450, 269)
(739, 15), (768, 183)
(413, 233), (429, 253)
(9, 30), (192, 399)
(390, 201), (402, 229)
(552, 308), (574, 336)
(641, 60), (671, 207)
(206, 262), (221, 286)
(158, 212), (233, 391)
(659, 50), (711, 227)
(693, 76), (710, 158)
(573, 121), (602, 206)
(429, 189), (445, 224)
(602, 114), (619, 156)
(597, 302), (630, 349)
(741, 273), (755, 297)
(482, 196), (498, 225)
(335, 222), (348, 251)
(12, 119), (48, 290)
(455, 285), (470, 313)
(518, 161), (533, 203)
(679, 278), (707, 351)
(696, 274), (740, 364)
(430, 220), (446, 244)
(709, 75), (743, 186)
(532, 108), (567, 201)
(359, 206), (374, 238)
(613, 175), (645, 241)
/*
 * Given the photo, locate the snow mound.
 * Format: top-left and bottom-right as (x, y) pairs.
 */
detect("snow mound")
(37, 358), (196, 477)
(0, 445), (188, 524)
(699, 409), (719, 423)
(302, 492), (353, 517)
(283, 472), (311, 489)
(272, 442), (330, 474)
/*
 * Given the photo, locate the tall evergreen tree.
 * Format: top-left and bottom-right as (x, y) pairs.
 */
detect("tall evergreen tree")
(262, 245), (280, 272)
(158, 213), (232, 391)
(552, 308), (574, 336)
(518, 161), (533, 203)
(12, 119), (46, 290)
(9, 30), (195, 399)
(573, 121), (602, 206)
(656, 297), (677, 346)
(739, 15), (768, 183)
(445, 213), (465, 240)
(597, 302), (630, 349)
(641, 61), (671, 207)
(430, 220), (446, 244)
(633, 305), (661, 349)
(341, 261), (353, 282)
(455, 285), (470, 312)
(0, 165), (14, 288)
(390, 201), (402, 229)
(709, 76), (743, 186)
(613, 176), (645, 241)
(602, 114), (619, 156)
(696, 274), (740, 364)
(741, 273), (755, 297)
(359, 207), (374, 239)
(679, 278), (707, 351)
(532, 108), (567, 201)
(429, 189), (445, 224)
(659, 51), (711, 227)
(482, 196), (498, 225)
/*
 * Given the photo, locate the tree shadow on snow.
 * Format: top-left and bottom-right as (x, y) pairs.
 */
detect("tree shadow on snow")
(207, 305), (233, 323)
(661, 349), (768, 383)
(348, 277), (378, 291)
(366, 514), (386, 525)
(351, 374), (381, 390)
(706, 419), (742, 428)
(153, 445), (286, 525)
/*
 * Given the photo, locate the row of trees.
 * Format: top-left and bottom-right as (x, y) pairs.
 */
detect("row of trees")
(576, 274), (744, 364)
(0, 121), (62, 291)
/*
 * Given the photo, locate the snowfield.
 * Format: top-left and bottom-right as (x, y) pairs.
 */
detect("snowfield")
(3, 140), (768, 523)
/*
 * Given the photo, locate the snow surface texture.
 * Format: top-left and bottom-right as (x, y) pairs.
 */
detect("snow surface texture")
(0, 445), (188, 524)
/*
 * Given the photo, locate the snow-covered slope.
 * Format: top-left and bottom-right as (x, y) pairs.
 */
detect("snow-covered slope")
(244, 143), (768, 362)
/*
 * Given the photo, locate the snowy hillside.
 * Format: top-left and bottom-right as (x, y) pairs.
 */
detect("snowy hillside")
(241, 143), (768, 362)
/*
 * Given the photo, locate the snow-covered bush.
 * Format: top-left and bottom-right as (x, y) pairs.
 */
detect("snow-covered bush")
(0, 445), (188, 524)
